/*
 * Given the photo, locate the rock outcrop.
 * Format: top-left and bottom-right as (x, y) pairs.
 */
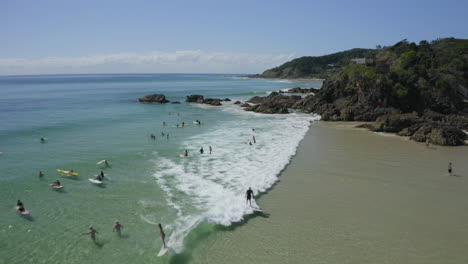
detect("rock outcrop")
(243, 92), (302, 114)
(186, 95), (222, 106)
(138, 94), (169, 104)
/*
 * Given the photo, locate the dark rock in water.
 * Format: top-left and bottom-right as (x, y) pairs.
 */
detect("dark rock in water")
(223, 98), (231, 101)
(186, 95), (204, 102)
(286, 87), (315, 94)
(203, 98), (222, 106)
(240, 103), (251, 107)
(171, 101), (181, 104)
(138, 94), (169, 104)
(244, 92), (301, 114)
(186, 94), (222, 106)
(234, 101), (242, 105)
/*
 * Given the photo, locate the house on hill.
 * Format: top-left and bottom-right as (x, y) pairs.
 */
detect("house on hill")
(351, 58), (374, 65)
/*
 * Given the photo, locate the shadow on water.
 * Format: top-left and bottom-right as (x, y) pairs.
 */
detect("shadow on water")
(168, 223), (216, 264)
(93, 239), (104, 249)
(53, 188), (67, 193)
(22, 214), (35, 222)
(116, 232), (129, 239)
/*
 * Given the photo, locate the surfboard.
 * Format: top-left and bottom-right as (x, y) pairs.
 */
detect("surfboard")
(157, 246), (169, 257)
(57, 169), (79, 176)
(89, 179), (103, 184)
(49, 184), (63, 189)
(15, 206), (30, 215)
(179, 154), (188, 158)
(96, 160), (106, 165)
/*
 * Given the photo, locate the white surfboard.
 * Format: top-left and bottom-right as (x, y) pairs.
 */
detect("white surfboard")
(157, 246), (169, 257)
(179, 154), (188, 158)
(96, 160), (106, 165)
(89, 178), (103, 184)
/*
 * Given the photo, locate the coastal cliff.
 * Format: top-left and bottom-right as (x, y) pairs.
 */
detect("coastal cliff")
(249, 38), (468, 146)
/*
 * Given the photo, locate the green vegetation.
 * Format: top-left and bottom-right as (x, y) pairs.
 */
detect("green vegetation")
(254, 48), (377, 79)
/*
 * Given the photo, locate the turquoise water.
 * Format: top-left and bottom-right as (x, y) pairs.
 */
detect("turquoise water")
(0, 74), (321, 264)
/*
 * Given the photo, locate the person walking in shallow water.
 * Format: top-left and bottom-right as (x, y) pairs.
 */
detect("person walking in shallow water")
(83, 226), (98, 240)
(113, 220), (124, 233)
(448, 162), (453, 176)
(158, 223), (167, 249)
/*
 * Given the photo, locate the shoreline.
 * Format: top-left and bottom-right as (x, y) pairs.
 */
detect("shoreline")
(185, 121), (468, 263)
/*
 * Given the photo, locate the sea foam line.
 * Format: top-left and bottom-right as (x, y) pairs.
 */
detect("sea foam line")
(152, 111), (320, 252)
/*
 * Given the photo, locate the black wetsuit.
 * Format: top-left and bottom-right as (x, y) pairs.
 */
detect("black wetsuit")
(246, 189), (253, 200)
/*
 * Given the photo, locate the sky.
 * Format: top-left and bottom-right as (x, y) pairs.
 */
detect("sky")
(1, 0), (467, 75)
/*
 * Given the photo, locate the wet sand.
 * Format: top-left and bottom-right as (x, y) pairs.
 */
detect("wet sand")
(186, 121), (468, 264)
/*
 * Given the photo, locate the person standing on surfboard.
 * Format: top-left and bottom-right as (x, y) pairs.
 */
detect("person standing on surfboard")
(246, 188), (254, 206)
(158, 223), (167, 249)
(83, 226), (98, 240)
(100, 171), (105, 178)
(209, 146), (212, 154)
(200, 147), (204, 154)
(253, 135), (256, 144)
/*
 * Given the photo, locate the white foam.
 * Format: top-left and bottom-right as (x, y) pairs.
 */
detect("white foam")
(152, 111), (320, 252)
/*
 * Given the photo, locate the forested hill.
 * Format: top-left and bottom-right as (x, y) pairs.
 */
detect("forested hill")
(251, 48), (377, 79)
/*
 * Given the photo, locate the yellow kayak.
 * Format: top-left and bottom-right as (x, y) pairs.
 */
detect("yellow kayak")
(57, 169), (79, 176)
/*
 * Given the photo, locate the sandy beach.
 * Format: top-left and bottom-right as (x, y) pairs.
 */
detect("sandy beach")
(184, 121), (468, 264)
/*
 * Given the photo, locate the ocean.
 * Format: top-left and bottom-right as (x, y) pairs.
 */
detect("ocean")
(0, 74), (321, 264)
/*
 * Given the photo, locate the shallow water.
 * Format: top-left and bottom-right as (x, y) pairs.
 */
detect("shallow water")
(0, 74), (321, 263)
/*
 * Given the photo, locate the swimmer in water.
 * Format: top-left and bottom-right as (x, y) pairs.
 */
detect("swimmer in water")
(83, 226), (98, 240)
(113, 220), (124, 232)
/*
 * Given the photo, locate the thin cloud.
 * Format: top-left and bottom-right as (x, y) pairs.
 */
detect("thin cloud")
(0, 50), (295, 75)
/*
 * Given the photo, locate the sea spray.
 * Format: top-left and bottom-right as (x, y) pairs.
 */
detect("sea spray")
(152, 111), (320, 252)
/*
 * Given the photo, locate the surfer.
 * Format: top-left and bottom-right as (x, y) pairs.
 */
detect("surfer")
(249, 141), (253, 146)
(52, 180), (61, 187)
(252, 128), (255, 132)
(182, 122), (185, 126)
(38, 171), (44, 177)
(70, 169), (74, 173)
(83, 226), (98, 240)
(113, 220), (124, 232)
(40, 137), (45, 143)
(162, 122), (166, 126)
(448, 162), (453, 175)
(161, 132), (165, 137)
(184, 150), (188, 157)
(104, 160), (109, 167)
(158, 223), (167, 249)
(150, 134), (156, 140)
(246, 188), (254, 206)
(200, 147), (204, 154)
(100, 171), (105, 178)
(16, 200), (26, 212)
(253, 135), (256, 144)
(209, 146), (212, 154)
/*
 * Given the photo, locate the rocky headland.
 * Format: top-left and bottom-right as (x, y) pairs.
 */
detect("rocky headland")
(245, 38), (468, 146)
